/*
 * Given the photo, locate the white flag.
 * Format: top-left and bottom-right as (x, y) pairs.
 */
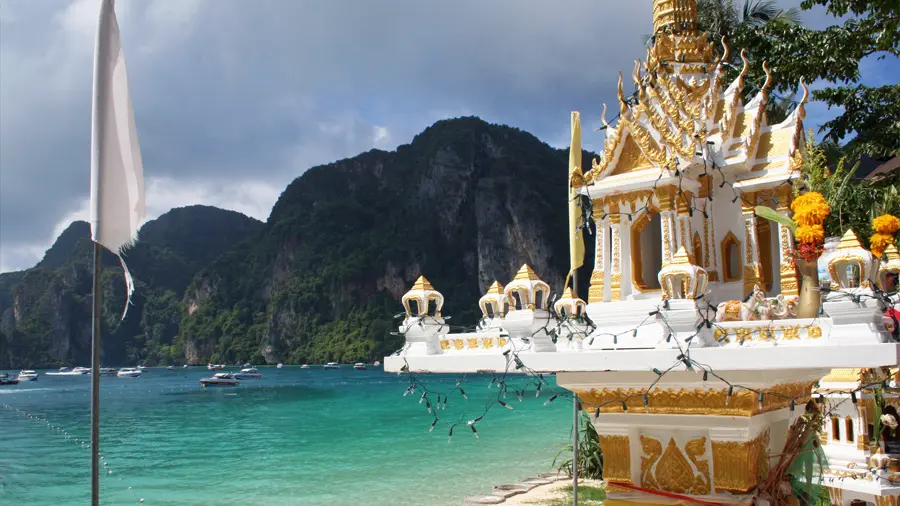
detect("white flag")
(90, 0), (145, 319)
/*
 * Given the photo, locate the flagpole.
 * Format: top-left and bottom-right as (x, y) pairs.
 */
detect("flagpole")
(90, 243), (102, 506)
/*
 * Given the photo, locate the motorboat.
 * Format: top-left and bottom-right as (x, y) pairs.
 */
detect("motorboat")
(207, 363), (226, 371)
(242, 362), (251, 367)
(183, 364), (188, 368)
(233, 368), (261, 379)
(353, 363), (366, 370)
(137, 365), (149, 372)
(373, 361), (381, 367)
(276, 363), (283, 369)
(166, 365), (175, 371)
(99, 368), (118, 376)
(324, 362), (340, 370)
(46, 367), (89, 376)
(300, 364), (310, 369)
(117, 368), (142, 378)
(17, 370), (38, 381)
(0, 373), (19, 385)
(200, 372), (240, 387)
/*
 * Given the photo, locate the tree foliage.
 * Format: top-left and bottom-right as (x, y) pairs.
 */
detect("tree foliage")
(730, 0), (900, 157)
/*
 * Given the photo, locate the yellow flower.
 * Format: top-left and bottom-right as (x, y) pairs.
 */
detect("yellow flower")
(791, 192), (830, 227)
(872, 214), (900, 235)
(794, 224), (825, 244)
(870, 233), (894, 258)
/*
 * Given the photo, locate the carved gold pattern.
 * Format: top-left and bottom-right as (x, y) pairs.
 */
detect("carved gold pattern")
(497, 337), (507, 347)
(656, 438), (696, 493)
(481, 338), (494, 349)
(619, 116), (668, 167)
(640, 435), (662, 490)
(613, 134), (654, 174)
(599, 435), (632, 483)
(440, 340), (450, 350)
(467, 338), (479, 349)
(711, 430), (770, 493)
(575, 382), (815, 416)
(453, 339), (464, 350)
(662, 215), (673, 261)
(712, 324), (820, 342)
(589, 270), (605, 304)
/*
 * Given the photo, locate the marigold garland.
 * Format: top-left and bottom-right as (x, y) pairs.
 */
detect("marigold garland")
(789, 192), (830, 263)
(871, 214), (900, 258)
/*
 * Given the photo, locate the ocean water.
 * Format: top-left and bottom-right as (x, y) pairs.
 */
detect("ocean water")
(0, 366), (571, 505)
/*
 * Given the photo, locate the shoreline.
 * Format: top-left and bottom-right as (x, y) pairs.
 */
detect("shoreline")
(461, 473), (607, 505)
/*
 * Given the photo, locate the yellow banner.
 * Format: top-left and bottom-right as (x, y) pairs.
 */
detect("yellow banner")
(569, 111), (585, 275)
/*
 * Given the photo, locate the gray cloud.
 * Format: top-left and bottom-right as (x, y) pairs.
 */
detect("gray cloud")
(0, 0), (888, 272)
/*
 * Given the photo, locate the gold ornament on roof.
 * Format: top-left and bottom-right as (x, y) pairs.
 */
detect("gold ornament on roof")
(411, 275), (435, 291)
(514, 264), (540, 281)
(485, 280), (504, 295)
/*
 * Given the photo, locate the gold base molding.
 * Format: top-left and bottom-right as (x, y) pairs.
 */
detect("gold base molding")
(711, 430), (769, 493)
(575, 382), (815, 417)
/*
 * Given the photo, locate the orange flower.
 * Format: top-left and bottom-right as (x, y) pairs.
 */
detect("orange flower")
(870, 233), (894, 258)
(872, 214), (900, 235)
(794, 225), (825, 245)
(791, 192), (830, 227)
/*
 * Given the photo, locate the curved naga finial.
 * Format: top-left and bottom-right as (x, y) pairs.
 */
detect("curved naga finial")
(797, 78), (809, 120)
(600, 103), (610, 130)
(719, 36), (730, 65)
(761, 60), (772, 100)
(617, 71), (628, 115)
(737, 49), (750, 89)
(632, 60), (642, 88)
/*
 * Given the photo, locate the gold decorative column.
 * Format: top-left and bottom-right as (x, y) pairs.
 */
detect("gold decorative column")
(590, 201), (609, 303)
(711, 431), (770, 493)
(775, 186), (798, 296)
(741, 192), (762, 294)
(610, 203), (623, 301)
(699, 177), (718, 281)
(656, 186), (677, 264)
(598, 434), (632, 484)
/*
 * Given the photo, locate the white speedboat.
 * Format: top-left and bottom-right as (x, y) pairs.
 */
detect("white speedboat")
(46, 367), (89, 376)
(276, 363), (283, 369)
(233, 368), (261, 379)
(324, 362), (340, 370)
(117, 368), (142, 378)
(373, 361), (381, 367)
(300, 364), (310, 369)
(353, 363), (366, 370)
(166, 365), (175, 371)
(0, 373), (19, 385)
(17, 370), (38, 381)
(137, 365), (149, 372)
(207, 363), (225, 371)
(99, 368), (118, 376)
(200, 372), (240, 387)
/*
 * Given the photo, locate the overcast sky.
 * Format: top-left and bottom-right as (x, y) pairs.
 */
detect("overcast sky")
(0, 0), (896, 273)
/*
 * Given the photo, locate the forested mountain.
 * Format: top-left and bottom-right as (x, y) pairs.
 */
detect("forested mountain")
(1, 117), (596, 368)
(0, 206), (263, 368)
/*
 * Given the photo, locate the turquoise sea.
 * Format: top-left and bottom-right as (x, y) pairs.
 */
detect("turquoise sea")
(0, 366), (570, 505)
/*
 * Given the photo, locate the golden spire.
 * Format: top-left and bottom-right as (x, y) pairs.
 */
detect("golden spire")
(485, 280), (504, 295)
(410, 275), (435, 291)
(514, 264), (541, 281)
(835, 229), (864, 251)
(885, 244), (900, 262)
(653, 0), (699, 33)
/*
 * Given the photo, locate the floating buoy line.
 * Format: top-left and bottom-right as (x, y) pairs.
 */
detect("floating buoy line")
(2, 403), (145, 503)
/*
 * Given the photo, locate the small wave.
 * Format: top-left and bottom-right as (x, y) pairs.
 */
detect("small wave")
(0, 387), (53, 395)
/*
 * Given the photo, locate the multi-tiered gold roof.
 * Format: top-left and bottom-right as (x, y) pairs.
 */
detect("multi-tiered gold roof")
(579, 0), (808, 192)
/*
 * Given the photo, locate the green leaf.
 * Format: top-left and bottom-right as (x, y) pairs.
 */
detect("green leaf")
(754, 206), (797, 233)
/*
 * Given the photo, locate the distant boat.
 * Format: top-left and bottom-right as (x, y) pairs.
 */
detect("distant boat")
(46, 367), (89, 376)
(117, 368), (142, 378)
(99, 368), (118, 376)
(207, 364), (225, 371)
(137, 365), (149, 372)
(300, 364), (310, 369)
(166, 365), (175, 371)
(233, 368), (261, 379)
(17, 370), (38, 381)
(0, 373), (19, 385)
(183, 364), (188, 368)
(353, 363), (366, 370)
(200, 372), (240, 387)
(324, 362), (340, 370)
(276, 363), (283, 369)
(373, 361), (381, 367)
(242, 362), (251, 368)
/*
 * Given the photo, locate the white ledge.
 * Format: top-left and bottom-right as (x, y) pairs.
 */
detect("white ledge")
(383, 343), (900, 374)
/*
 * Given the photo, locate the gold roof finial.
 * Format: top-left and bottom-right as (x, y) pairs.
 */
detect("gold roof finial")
(410, 275), (435, 291)
(718, 36), (730, 65)
(738, 49), (750, 90)
(797, 78), (809, 121)
(669, 246), (695, 266)
(836, 229), (864, 251)
(653, 0), (699, 34)
(761, 60), (773, 102)
(617, 72), (628, 115)
(885, 244), (900, 262)
(485, 280), (504, 295)
(514, 264), (541, 281)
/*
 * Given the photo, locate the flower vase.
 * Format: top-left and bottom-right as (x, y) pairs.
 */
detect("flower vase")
(796, 259), (821, 319)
